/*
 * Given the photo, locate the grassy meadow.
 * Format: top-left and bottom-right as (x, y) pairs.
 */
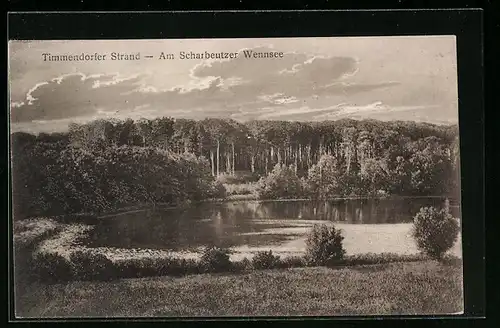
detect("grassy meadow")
(15, 260), (463, 317)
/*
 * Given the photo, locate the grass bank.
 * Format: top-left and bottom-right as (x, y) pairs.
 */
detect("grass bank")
(15, 260), (463, 317)
(14, 217), (461, 282)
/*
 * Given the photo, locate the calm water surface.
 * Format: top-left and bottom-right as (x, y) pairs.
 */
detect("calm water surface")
(84, 198), (460, 253)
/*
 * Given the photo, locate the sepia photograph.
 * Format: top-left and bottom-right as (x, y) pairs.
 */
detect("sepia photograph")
(10, 36), (463, 317)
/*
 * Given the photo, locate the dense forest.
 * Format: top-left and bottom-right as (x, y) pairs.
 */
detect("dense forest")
(11, 117), (460, 220)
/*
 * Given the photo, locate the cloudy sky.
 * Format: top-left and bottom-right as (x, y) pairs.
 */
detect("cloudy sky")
(9, 36), (458, 133)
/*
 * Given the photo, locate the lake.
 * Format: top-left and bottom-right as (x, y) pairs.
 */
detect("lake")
(82, 197), (462, 259)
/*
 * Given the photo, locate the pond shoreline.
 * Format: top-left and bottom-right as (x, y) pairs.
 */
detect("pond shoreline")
(14, 198), (461, 286)
(62, 194), (457, 220)
(16, 196), (461, 272)
(20, 218), (462, 265)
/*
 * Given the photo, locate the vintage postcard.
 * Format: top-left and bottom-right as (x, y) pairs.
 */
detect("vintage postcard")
(10, 37), (463, 317)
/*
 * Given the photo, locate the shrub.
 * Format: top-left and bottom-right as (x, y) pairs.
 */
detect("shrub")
(208, 181), (227, 199)
(305, 224), (346, 266)
(199, 246), (233, 273)
(32, 252), (73, 283)
(114, 257), (162, 278)
(217, 172), (260, 185)
(339, 253), (425, 266)
(13, 221), (62, 284)
(275, 256), (308, 269)
(252, 250), (281, 270)
(257, 164), (302, 200)
(305, 155), (341, 199)
(70, 251), (116, 281)
(12, 140), (228, 218)
(224, 183), (257, 196)
(231, 257), (252, 273)
(110, 256), (201, 278)
(412, 206), (460, 260)
(164, 257), (200, 276)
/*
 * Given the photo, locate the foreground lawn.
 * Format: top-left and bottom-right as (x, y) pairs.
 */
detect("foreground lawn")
(15, 260), (462, 317)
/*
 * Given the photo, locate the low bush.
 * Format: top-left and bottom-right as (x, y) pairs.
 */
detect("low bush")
(115, 257), (164, 278)
(412, 207), (460, 260)
(231, 257), (253, 273)
(199, 246), (233, 273)
(224, 183), (258, 196)
(70, 251), (117, 281)
(163, 257), (200, 276)
(115, 257), (200, 278)
(305, 224), (346, 266)
(14, 220), (60, 247)
(338, 253), (425, 267)
(217, 172), (260, 185)
(23, 246), (445, 283)
(439, 255), (463, 267)
(115, 258), (158, 278)
(275, 256), (309, 269)
(251, 251), (281, 270)
(32, 252), (73, 283)
(13, 222), (62, 284)
(208, 181), (227, 199)
(256, 164), (303, 200)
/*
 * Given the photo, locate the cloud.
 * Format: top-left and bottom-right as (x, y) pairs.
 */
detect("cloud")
(191, 48), (364, 99)
(192, 46), (308, 80)
(25, 82), (49, 105)
(258, 93), (299, 105)
(225, 101), (442, 122)
(279, 56), (358, 82)
(11, 101), (25, 108)
(10, 73), (145, 122)
(10, 46), (408, 128)
(257, 105), (334, 120)
(314, 81), (401, 97)
(312, 102), (442, 120)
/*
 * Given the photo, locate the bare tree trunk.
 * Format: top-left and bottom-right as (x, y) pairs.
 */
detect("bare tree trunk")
(232, 142), (235, 176)
(216, 139), (220, 177)
(307, 144), (312, 168)
(319, 162), (323, 197)
(251, 155), (255, 173)
(294, 150), (298, 174)
(265, 149), (269, 175)
(210, 150), (215, 176)
(346, 145), (351, 174)
(298, 144), (302, 169)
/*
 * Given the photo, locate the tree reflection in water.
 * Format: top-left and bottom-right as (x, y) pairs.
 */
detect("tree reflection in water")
(84, 197), (458, 251)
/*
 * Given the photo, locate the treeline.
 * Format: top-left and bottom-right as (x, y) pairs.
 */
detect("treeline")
(10, 117), (460, 219)
(58, 117), (459, 179)
(11, 134), (225, 220)
(64, 118), (458, 176)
